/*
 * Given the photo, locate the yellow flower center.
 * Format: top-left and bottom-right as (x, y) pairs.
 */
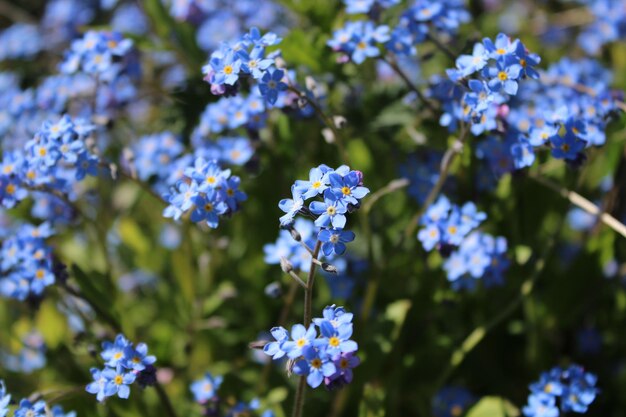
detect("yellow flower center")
(38, 147), (47, 156)
(498, 71), (508, 81)
(312, 181), (322, 189)
(311, 358), (322, 369)
(520, 58), (527, 67)
(326, 206), (336, 215)
(5, 184), (15, 194)
(114, 375), (123, 385)
(341, 186), (351, 196)
(496, 48), (506, 55)
(206, 176), (217, 185)
(204, 203), (214, 211)
(296, 338), (307, 348)
(223, 65), (233, 75)
(328, 337), (340, 347)
(35, 269), (45, 279)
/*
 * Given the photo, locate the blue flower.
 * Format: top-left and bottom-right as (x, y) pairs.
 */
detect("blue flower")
(101, 365), (136, 400)
(259, 69), (288, 105)
(238, 46), (273, 79)
(282, 323), (317, 359)
(327, 21), (390, 64)
(483, 33), (518, 60)
(101, 334), (132, 367)
(328, 171), (370, 205)
(550, 132), (586, 160)
(316, 320), (358, 356)
(309, 189), (348, 229)
(190, 190), (228, 229)
(318, 228), (355, 256)
(487, 59), (523, 95)
(328, 352), (360, 386)
(14, 399), (47, 417)
(190, 372), (223, 403)
(294, 166), (330, 199)
(293, 346), (337, 388)
(122, 342), (156, 371)
(522, 393), (559, 417)
(263, 326), (290, 360)
(279, 186), (305, 226)
(0, 380), (10, 417)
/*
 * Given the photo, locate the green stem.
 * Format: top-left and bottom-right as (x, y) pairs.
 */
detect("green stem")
(287, 85), (350, 164)
(292, 240), (322, 417)
(154, 381), (180, 417)
(380, 55), (436, 113)
(402, 124), (468, 243)
(432, 215), (564, 389)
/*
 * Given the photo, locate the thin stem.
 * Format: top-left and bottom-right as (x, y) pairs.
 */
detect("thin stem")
(287, 85), (350, 164)
(154, 381), (180, 417)
(102, 162), (167, 205)
(403, 125), (468, 242)
(292, 239), (322, 417)
(362, 178), (410, 215)
(380, 55), (436, 113)
(287, 270), (308, 288)
(303, 240), (322, 326)
(529, 174), (626, 239)
(433, 217), (562, 389)
(426, 33), (457, 61)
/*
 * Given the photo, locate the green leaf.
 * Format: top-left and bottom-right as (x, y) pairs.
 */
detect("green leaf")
(466, 396), (520, 417)
(36, 300), (68, 348)
(347, 139), (373, 172)
(119, 217), (151, 255)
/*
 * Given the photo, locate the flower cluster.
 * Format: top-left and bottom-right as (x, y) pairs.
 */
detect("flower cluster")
(1, 331), (46, 373)
(417, 196), (486, 252)
(263, 306), (360, 389)
(445, 33), (540, 136)
(276, 165), (367, 270)
(190, 372), (274, 416)
(0, 223), (56, 301)
(60, 30), (136, 81)
(443, 232), (510, 290)
(417, 196), (509, 290)
(343, 0), (400, 15)
(1, 380), (75, 417)
(577, 0), (626, 55)
(163, 157), (246, 228)
(0, 114), (99, 210)
(202, 27), (286, 104)
(472, 57), (623, 182)
(386, 0), (469, 56)
(86, 334), (157, 402)
(0, 24), (43, 61)
(279, 164), (369, 234)
(192, 92), (267, 140)
(327, 21), (390, 64)
(523, 365), (598, 417)
(167, 0), (288, 55)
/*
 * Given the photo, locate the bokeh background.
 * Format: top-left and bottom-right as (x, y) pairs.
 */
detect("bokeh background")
(0, 0), (625, 416)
